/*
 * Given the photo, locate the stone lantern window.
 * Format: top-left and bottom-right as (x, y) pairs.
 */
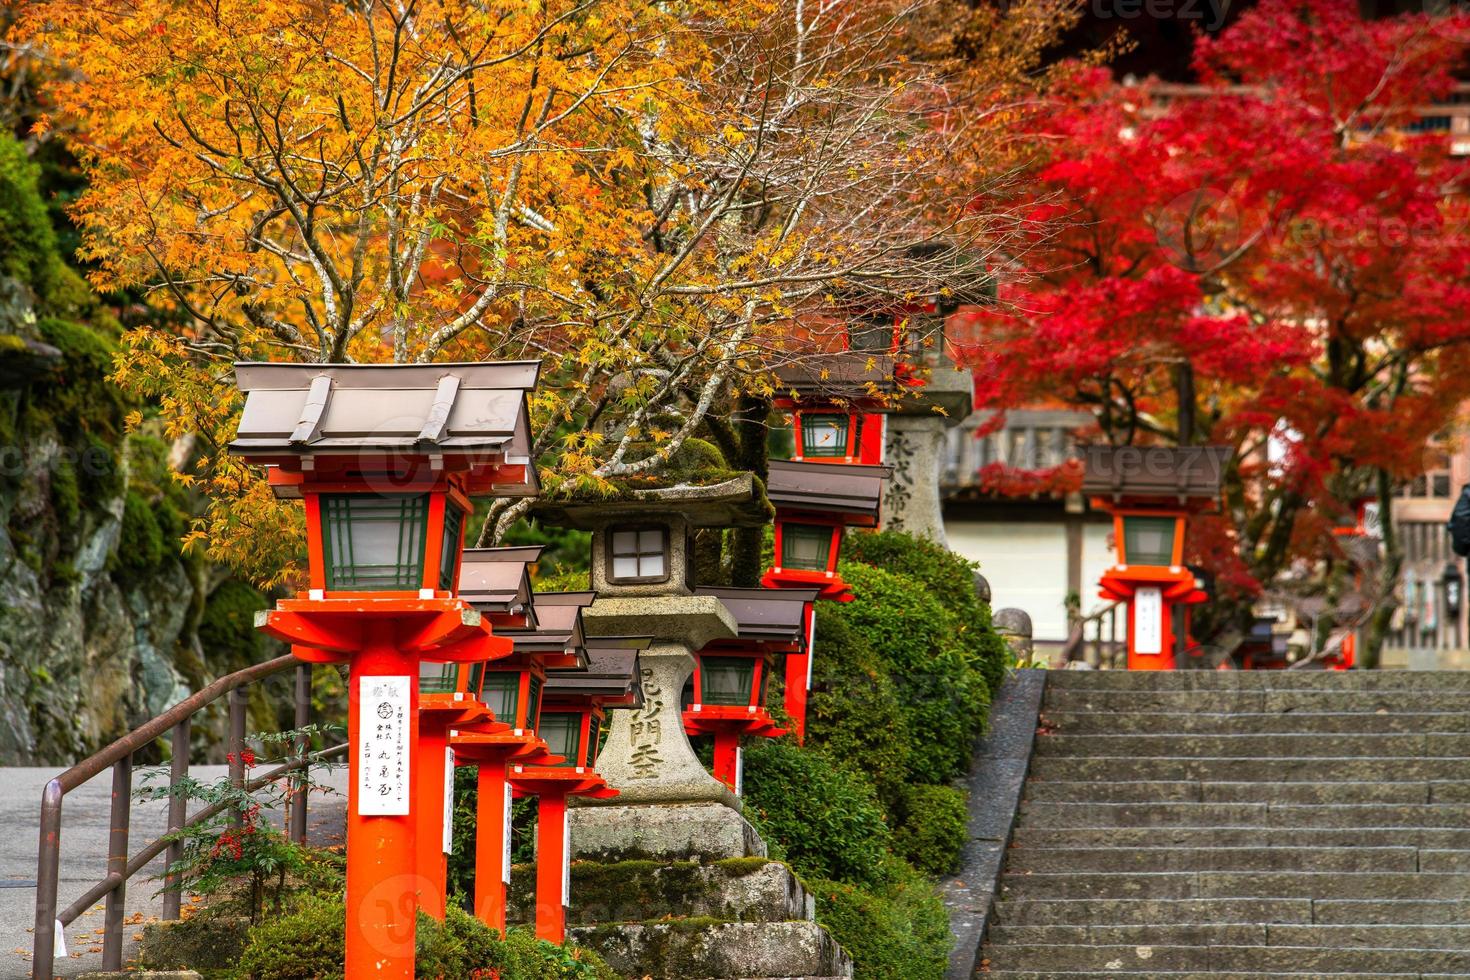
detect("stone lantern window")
(607, 525), (670, 584)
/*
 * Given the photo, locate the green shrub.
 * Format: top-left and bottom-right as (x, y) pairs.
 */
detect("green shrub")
(845, 529), (1009, 696)
(233, 894), (346, 980)
(803, 605), (911, 805)
(891, 783), (968, 877)
(234, 895), (616, 980)
(832, 561), (988, 781)
(741, 739), (893, 888)
(808, 862), (952, 980)
(199, 579), (271, 667)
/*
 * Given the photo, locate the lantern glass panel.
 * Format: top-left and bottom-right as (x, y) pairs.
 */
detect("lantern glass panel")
(480, 672), (520, 724)
(526, 673), (544, 730)
(782, 523), (833, 571)
(701, 656), (755, 706)
(609, 527), (668, 583)
(419, 662), (459, 695)
(802, 414), (854, 458)
(438, 504), (464, 592)
(539, 712), (582, 767)
(321, 494), (429, 590)
(587, 714), (602, 764)
(1122, 516), (1177, 566)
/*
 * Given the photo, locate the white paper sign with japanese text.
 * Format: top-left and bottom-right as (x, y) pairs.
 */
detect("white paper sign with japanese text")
(1134, 586), (1163, 655)
(358, 675), (411, 816)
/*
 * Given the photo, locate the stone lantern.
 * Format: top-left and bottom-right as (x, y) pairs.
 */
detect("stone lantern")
(534, 476), (772, 855)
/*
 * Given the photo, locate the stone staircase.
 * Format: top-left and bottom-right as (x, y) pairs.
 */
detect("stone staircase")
(980, 669), (1470, 978)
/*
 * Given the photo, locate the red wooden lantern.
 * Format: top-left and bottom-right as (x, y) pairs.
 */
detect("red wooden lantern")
(762, 459), (890, 601)
(684, 587), (815, 784)
(1084, 446), (1227, 671)
(236, 361), (538, 978)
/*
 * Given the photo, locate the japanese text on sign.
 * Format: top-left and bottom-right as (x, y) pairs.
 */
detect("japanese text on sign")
(358, 675), (411, 816)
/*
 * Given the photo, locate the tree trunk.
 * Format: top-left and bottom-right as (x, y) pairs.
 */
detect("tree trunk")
(1361, 467), (1403, 670)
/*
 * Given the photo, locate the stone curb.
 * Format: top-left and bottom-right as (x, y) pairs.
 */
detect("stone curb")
(940, 668), (1046, 980)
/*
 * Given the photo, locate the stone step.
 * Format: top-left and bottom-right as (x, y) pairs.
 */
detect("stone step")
(1018, 801), (1470, 828)
(1029, 754), (1470, 782)
(992, 898), (1313, 925)
(987, 923), (1470, 949)
(1045, 669), (1470, 691)
(993, 896), (1470, 926)
(1023, 779), (1444, 804)
(510, 858), (811, 926)
(997, 871), (1470, 900)
(1002, 845), (1420, 873)
(1033, 732), (1470, 758)
(980, 973), (1418, 980)
(1010, 825), (1470, 849)
(978, 943), (1470, 972)
(1043, 688), (1470, 713)
(570, 920), (852, 979)
(1042, 709), (1470, 735)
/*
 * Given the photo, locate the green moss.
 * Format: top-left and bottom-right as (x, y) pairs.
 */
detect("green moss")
(198, 579), (271, 668)
(0, 133), (61, 299)
(115, 490), (166, 577)
(50, 457), (80, 529)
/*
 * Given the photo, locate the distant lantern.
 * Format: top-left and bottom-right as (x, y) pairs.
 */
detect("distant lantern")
(1082, 445), (1228, 671)
(232, 360), (539, 979)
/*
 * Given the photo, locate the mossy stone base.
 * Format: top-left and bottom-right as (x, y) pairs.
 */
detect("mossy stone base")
(569, 920), (852, 979)
(138, 915), (250, 977)
(570, 801), (763, 861)
(509, 857), (811, 926)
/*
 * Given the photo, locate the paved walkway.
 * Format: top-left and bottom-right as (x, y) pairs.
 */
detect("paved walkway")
(0, 765), (347, 980)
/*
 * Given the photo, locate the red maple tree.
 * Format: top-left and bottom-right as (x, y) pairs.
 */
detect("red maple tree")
(966, 0), (1470, 662)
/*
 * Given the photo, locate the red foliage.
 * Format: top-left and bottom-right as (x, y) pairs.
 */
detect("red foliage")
(968, 0), (1470, 590)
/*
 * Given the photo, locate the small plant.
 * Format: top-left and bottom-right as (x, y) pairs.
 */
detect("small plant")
(136, 729), (343, 924)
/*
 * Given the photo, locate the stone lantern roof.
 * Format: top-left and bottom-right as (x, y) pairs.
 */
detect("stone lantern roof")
(534, 473), (773, 530)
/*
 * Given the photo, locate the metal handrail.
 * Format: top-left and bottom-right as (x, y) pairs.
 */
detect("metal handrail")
(32, 654), (336, 979)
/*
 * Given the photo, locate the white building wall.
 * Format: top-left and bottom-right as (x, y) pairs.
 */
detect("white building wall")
(947, 521), (1071, 641)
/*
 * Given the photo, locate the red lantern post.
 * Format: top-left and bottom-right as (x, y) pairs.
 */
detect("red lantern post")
(231, 361), (539, 978)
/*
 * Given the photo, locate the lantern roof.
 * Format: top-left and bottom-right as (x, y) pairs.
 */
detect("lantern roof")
(546, 635), (650, 705)
(229, 361), (540, 495)
(696, 586), (818, 646)
(775, 353), (898, 404)
(502, 591), (597, 662)
(459, 546), (543, 615)
(765, 459), (892, 520)
(1081, 445), (1229, 507)
(534, 473), (772, 529)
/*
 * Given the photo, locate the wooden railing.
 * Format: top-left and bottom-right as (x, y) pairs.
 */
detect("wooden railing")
(1056, 601), (1126, 669)
(32, 655), (345, 980)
